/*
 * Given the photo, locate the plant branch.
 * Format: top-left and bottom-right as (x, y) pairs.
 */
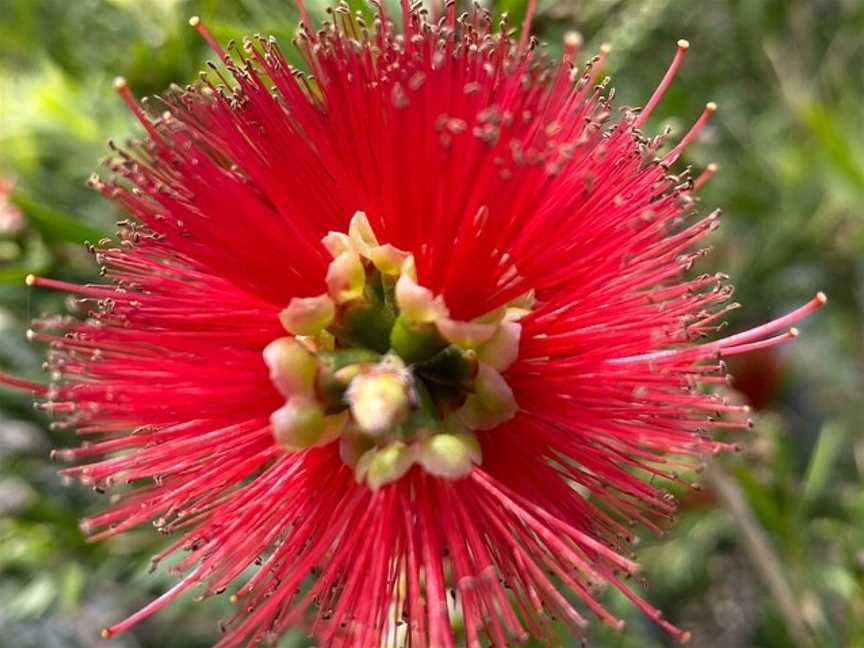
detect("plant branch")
(705, 461), (816, 648)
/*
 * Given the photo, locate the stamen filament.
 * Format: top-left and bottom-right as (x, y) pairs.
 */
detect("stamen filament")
(665, 102), (717, 164)
(720, 328), (799, 356)
(0, 371), (49, 395)
(608, 293), (826, 365)
(189, 16), (228, 60)
(518, 0), (537, 52)
(634, 39), (689, 128)
(693, 162), (718, 190)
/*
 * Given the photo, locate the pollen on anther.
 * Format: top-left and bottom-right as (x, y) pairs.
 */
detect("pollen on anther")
(676, 39), (690, 50)
(705, 101), (717, 112)
(189, 15), (201, 28)
(816, 291), (828, 304)
(24, 274), (36, 286)
(564, 31), (583, 50)
(101, 628), (113, 639)
(789, 327), (800, 338)
(113, 76), (128, 91)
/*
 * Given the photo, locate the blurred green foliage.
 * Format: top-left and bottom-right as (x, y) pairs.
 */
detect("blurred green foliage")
(0, 1), (862, 646)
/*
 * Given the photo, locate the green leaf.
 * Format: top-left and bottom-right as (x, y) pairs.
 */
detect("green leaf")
(0, 235), (52, 283)
(8, 574), (57, 618)
(801, 102), (864, 191)
(56, 563), (86, 610)
(11, 189), (106, 244)
(799, 422), (848, 514)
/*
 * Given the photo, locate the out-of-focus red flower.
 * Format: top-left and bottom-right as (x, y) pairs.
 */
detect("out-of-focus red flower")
(727, 346), (784, 409)
(2, 3), (825, 646)
(0, 176), (24, 236)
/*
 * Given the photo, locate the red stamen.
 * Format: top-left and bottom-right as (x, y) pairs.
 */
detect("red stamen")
(112, 77), (162, 142)
(188, 16), (228, 60)
(635, 39), (689, 128)
(721, 328), (799, 356)
(563, 31), (583, 62)
(694, 162), (718, 190)
(518, 0), (537, 51)
(665, 101), (717, 164)
(0, 371), (48, 395)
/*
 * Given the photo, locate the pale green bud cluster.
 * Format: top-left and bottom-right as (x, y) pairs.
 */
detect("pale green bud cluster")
(264, 212), (531, 490)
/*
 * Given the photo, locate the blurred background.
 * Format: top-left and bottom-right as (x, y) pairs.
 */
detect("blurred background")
(0, 0), (861, 646)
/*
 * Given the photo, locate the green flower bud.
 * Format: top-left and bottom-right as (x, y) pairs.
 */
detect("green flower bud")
(321, 231), (353, 257)
(279, 294), (336, 336)
(339, 430), (376, 468)
(395, 257), (448, 323)
(476, 320), (522, 371)
(347, 369), (410, 437)
(436, 317), (497, 349)
(326, 250), (365, 304)
(271, 397), (326, 450)
(370, 244), (411, 276)
(416, 431), (481, 479)
(348, 211), (379, 257)
(389, 314), (448, 365)
(356, 441), (416, 490)
(458, 363), (518, 430)
(262, 337), (318, 399)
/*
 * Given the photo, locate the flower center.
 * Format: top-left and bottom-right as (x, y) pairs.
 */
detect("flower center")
(263, 212), (531, 489)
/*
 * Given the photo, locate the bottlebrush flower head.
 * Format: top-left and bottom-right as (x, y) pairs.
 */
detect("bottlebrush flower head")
(2, 2), (826, 646)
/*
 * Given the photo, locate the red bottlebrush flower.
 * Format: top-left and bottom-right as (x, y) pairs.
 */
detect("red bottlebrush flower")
(2, 3), (826, 646)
